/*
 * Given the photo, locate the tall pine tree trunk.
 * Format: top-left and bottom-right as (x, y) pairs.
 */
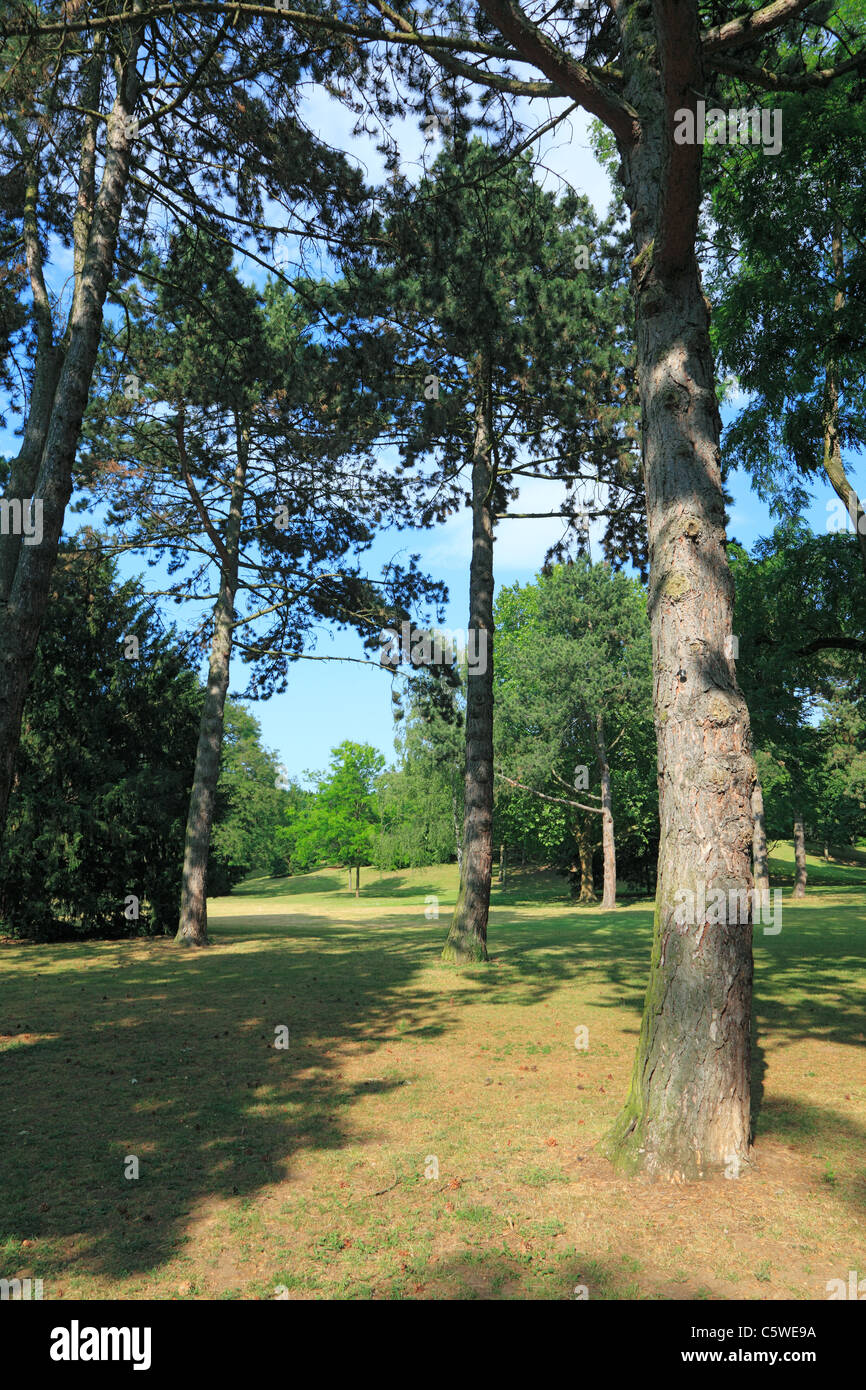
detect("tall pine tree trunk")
(0, 62), (137, 840)
(443, 357), (494, 963)
(751, 781), (770, 898)
(603, 3), (756, 1177)
(793, 815), (808, 898)
(176, 422), (248, 945)
(595, 713), (616, 910)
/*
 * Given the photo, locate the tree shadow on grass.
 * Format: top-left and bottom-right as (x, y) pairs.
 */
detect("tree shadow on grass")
(482, 905), (653, 1017)
(752, 1095), (866, 1215)
(356, 876), (446, 900)
(1, 906), (631, 1284)
(530, 892), (866, 1059)
(0, 907), (598, 1290)
(0, 919), (452, 1286)
(475, 891), (866, 1215)
(2, 883), (864, 1290)
(228, 872), (347, 898)
(382, 1249), (647, 1300)
(767, 864), (866, 890)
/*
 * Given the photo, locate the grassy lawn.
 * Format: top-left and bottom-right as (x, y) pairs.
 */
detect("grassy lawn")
(2, 847), (865, 1300)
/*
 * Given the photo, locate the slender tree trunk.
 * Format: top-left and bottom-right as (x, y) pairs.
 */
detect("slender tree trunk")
(823, 842), (830, 862)
(793, 815), (808, 898)
(0, 172), (62, 605)
(602, 5), (756, 1177)
(0, 62), (138, 841)
(498, 844), (506, 886)
(574, 820), (596, 903)
(0, 39), (104, 607)
(595, 712), (616, 910)
(822, 224), (866, 574)
(751, 781), (770, 898)
(443, 357), (494, 963)
(355, 865), (360, 898)
(176, 421), (248, 945)
(452, 784), (463, 872)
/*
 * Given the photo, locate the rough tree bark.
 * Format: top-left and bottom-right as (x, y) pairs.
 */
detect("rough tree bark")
(176, 419), (248, 945)
(595, 712), (617, 909)
(442, 357), (494, 963)
(600, 2), (756, 1177)
(793, 815), (808, 898)
(475, 0), (761, 1176)
(751, 781), (770, 898)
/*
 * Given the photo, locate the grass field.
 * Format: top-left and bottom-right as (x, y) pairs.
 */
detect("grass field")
(2, 844), (865, 1300)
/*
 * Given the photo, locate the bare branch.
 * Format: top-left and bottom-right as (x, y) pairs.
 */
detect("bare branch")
(496, 771), (602, 814)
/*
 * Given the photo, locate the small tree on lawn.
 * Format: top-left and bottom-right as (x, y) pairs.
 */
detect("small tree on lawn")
(494, 558), (655, 909)
(295, 742), (386, 896)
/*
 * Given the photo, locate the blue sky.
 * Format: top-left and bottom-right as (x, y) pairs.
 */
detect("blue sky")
(3, 93), (860, 783)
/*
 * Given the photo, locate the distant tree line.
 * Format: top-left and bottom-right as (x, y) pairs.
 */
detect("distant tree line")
(270, 542), (866, 903)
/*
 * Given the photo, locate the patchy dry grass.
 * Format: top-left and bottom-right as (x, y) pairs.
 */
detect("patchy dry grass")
(1, 850), (865, 1300)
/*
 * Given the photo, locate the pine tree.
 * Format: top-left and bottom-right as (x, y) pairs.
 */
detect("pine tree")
(330, 137), (638, 960)
(0, 0), (373, 839)
(82, 229), (445, 944)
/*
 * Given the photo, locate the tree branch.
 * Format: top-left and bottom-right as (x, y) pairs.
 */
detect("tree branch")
(476, 0), (640, 146)
(708, 50), (866, 90)
(795, 636), (866, 656)
(702, 0), (821, 55)
(496, 771), (602, 814)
